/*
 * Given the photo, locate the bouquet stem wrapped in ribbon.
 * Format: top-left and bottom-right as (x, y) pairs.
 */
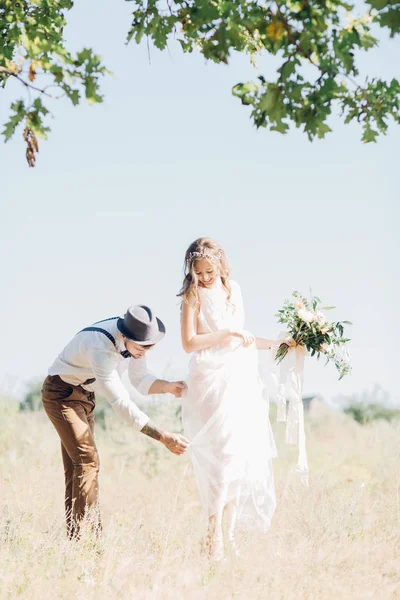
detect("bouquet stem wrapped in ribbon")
(273, 291), (352, 486)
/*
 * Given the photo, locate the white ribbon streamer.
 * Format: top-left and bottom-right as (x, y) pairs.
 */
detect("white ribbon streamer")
(274, 334), (309, 487)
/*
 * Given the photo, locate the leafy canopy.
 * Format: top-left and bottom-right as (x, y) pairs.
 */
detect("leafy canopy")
(1, 0), (108, 165)
(1, 0), (400, 165)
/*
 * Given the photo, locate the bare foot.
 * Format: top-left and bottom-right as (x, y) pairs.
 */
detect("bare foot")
(202, 534), (225, 562)
(226, 535), (241, 558)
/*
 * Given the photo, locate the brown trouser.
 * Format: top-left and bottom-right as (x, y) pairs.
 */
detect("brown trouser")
(42, 375), (101, 538)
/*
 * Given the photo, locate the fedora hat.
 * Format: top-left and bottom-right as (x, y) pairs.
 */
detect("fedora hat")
(117, 305), (166, 345)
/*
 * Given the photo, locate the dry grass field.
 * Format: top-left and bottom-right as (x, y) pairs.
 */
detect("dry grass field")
(1, 396), (399, 600)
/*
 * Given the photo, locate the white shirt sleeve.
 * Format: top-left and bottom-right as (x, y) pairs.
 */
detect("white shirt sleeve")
(128, 356), (158, 396)
(89, 348), (149, 430)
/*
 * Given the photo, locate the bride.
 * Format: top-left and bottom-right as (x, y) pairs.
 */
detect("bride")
(179, 237), (286, 560)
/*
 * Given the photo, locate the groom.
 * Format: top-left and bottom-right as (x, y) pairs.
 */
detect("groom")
(42, 305), (189, 537)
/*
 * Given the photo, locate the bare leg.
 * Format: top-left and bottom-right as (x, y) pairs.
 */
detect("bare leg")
(223, 491), (241, 557)
(205, 483), (225, 560)
(224, 499), (238, 540)
(206, 510), (224, 561)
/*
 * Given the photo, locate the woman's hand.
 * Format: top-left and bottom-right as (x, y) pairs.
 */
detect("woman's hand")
(280, 337), (297, 348)
(230, 330), (255, 347)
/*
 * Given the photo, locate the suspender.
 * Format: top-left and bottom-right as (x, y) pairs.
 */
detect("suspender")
(78, 317), (131, 359)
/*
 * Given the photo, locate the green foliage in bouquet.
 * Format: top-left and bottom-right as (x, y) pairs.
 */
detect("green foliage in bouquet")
(275, 291), (352, 379)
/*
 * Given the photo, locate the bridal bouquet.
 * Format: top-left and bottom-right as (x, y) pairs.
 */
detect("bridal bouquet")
(275, 291), (352, 379)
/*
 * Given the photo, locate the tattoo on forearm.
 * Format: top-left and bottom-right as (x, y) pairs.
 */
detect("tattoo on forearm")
(141, 420), (164, 442)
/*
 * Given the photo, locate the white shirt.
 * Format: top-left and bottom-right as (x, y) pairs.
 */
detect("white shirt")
(48, 318), (157, 430)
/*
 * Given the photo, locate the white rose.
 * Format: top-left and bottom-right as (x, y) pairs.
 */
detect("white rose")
(294, 297), (305, 310)
(315, 311), (326, 325)
(298, 309), (315, 323)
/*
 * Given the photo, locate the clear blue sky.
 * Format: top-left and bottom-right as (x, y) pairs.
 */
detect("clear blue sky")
(1, 0), (399, 405)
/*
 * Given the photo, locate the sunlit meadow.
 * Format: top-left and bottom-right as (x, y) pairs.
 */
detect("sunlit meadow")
(1, 396), (399, 599)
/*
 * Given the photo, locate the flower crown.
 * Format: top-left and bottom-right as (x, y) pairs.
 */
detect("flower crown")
(187, 249), (223, 263)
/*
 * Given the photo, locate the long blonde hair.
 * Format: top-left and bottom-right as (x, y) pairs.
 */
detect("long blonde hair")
(178, 238), (231, 305)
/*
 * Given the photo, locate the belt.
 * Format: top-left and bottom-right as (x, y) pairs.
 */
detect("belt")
(82, 377), (96, 386)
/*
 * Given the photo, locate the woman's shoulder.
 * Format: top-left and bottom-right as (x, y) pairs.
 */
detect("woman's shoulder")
(181, 291), (200, 312)
(229, 279), (241, 292)
(227, 280), (243, 304)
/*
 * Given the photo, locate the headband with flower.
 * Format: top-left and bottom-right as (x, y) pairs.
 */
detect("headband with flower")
(187, 249), (223, 264)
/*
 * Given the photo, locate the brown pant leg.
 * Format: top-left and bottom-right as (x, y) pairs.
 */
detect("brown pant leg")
(61, 442), (74, 536)
(85, 409), (101, 532)
(42, 376), (100, 537)
(61, 409), (99, 537)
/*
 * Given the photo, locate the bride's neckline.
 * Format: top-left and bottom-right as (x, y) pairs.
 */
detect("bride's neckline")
(198, 276), (223, 293)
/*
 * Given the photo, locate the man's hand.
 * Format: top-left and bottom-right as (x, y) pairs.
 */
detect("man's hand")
(141, 421), (190, 455)
(162, 432), (190, 455)
(166, 381), (187, 398)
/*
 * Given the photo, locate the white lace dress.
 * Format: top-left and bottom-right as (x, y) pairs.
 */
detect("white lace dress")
(182, 277), (277, 532)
